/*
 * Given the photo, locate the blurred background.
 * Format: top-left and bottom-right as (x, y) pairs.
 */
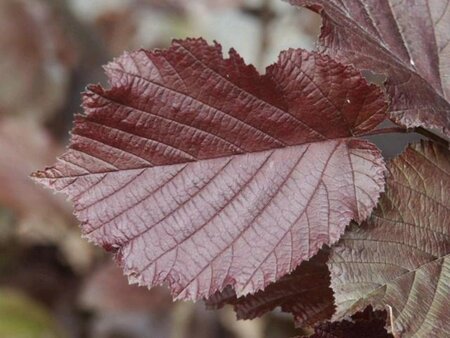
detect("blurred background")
(0, 0), (428, 336)
(0, 1), (322, 337)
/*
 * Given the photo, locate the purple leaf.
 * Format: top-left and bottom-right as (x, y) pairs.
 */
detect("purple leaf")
(289, 0), (450, 136)
(328, 141), (450, 337)
(33, 38), (387, 300)
(206, 250), (334, 328)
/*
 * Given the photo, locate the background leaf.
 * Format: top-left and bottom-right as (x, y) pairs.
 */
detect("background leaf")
(206, 250), (334, 328)
(328, 141), (450, 337)
(310, 306), (392, 338)
(289, 0), (450, 136)
(34, 38), (387, 300)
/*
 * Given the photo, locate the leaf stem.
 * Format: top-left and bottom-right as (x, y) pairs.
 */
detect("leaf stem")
(413, 127), (449, 148)
(386, 305), (398, 338)
(362, 127), (408, 136)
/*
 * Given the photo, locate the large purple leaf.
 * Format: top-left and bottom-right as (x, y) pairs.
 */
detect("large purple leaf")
(33, 38), (386, 300)
(289, 0), (450, 136)
(328, 141), (450, 337)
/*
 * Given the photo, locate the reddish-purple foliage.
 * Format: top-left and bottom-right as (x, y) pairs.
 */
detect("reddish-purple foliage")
(289, 0), (450, 136)
(329, 141), (450, 337)
(206, 250), (334, 327)
(310, 307), (392, 338)
(33, 39), (386, 300)
(31, 1), (450, 336)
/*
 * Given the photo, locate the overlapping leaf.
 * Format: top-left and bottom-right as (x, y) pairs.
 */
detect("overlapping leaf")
(311, 307), (392, 338)
(289, 0), (450, 136)
(329, 141), (450, 337)
(206, 250), (334, 327)
(33, 38), (387, 300)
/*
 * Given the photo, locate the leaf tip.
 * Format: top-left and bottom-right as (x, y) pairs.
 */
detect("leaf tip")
(30, 169), (50, 181)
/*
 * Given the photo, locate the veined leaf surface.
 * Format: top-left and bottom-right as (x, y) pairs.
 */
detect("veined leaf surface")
(289, 0), (450, 136)
(329, 141), (450, 337)
(33, 39), (387, 300)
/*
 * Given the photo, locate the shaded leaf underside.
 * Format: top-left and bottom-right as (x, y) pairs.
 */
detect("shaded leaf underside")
(206, 250), (334, 328)
(329, 141), (450, 337)
(290, 0), (450, 136)
(33, 38), (386, 300)
(311, 306), (392, 338)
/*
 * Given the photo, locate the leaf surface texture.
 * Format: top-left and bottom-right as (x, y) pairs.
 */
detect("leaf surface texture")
(289, 0), (450, 136)
(329, 141), (450, 337)
(311, 307), (392, 338)
(206, 250), (334, 327)
(33, 39), (387, 300)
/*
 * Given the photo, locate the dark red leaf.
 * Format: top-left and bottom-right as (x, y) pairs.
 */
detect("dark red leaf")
(328, 141), (450, 337)
(206, 250), (334, 328)
(311, 306), (392, 338)
(289, 0), (450, 136)
(33, 38), (387, 300)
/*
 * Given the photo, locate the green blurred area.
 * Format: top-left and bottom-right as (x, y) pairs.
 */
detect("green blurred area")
(0, 289), (64, 338)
